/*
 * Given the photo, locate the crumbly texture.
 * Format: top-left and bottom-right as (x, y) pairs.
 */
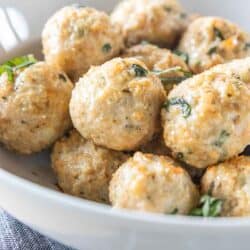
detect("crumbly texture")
(161, 71), (250, 168)
(109, 152), (199, 214)
(202, 156), (250, 217)
(0, 62), (73, 154)
(122, 43), (190, 93)
(42, 6), (124, 82)
(111, 0), (189, 47)
(210, 57), (250, 86)
(70, 57), (166, 151)
(51, 130), (129, 203)
(178, 17), (250, 73)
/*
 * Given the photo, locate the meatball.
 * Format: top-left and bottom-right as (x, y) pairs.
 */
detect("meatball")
(70, 57), (166, 151)
(42, 6), (124, 82)
(0, 61), (73, 154)
(122, 43), (190, 93)
(51, 130), (128, 203)
(109, 152), (199, 214)
(202, 156), (250, 217)
(161, 71), (250, 168)
(178, 17), (250, 73)
(111, 0), (189, 47)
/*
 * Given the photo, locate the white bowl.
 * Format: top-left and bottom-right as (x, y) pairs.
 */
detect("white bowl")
(0, 1), (250, 250)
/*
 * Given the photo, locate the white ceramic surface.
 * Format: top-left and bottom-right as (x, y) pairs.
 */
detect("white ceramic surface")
(0, 1), (250, 250)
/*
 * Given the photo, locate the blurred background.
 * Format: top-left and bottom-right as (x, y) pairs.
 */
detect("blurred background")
(0, 0), (249, 53)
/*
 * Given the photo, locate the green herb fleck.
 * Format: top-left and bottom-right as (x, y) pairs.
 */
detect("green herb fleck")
(180, 12), (187, 19)
(102, 43), (112, 53)
(130, 64), (148, 77)
(171, 208), (178, 215)
(173, 50), (189, 64)
(207, 46), (218, 55)
(0, 55), (37, 82)
(176, 152), (184, 161)
(244, 42), (250, 50)
(214, 27), (224, 40)
(213, 130), (230, 147)
(58, 73), (67, 82)
(163, 97), (192, 118)
(154, 66), (193, 85)
(164, 6), (172, 12)
(190, 194), (223, 217)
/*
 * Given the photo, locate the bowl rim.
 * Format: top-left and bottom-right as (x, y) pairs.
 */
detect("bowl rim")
(1, 38), (250, 229)
(2, 167), (250, 228)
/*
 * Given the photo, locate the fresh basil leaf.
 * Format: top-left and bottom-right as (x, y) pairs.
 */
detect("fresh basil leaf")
(163, 97), (192, 118)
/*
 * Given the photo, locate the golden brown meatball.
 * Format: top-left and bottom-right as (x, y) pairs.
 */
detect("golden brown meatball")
(42, 6), (124, 82)
(111, 0), (189, 47)
(122, 43), (191, 93)
(70, 57), (166, 151)
(202, 156), (250, 217)
(109, 152), (199, 214)
(0, 60), (73, 154)
(161, 71), (250, 168)
(51, 130), (128, 203)
(178, 17), (250, 73)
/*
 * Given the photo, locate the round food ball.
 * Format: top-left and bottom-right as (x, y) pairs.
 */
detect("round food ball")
(51, 130), (128, 203)
(178, 17), (250, 73)
(70, 57), (166, 151)
(161, 71), (250, 169)
(109, 152), (199, 214)
(111, 0), (189, 47)
(122, 43), (190, 93)
(42, 6), (124, 82)
(202, 156), (250, 217)
(0, 61), (73, 154)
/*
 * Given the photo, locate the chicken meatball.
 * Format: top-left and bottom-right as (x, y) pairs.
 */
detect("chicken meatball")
(122, 43), (191, 92)
(70, 57), (166, 151)
(0, 60), (73, 154)
(178, 17), (250, 73)
(109, 152), (199, 214)
(111, 0), (189, 47)
(51, 130), (128, 203)
(161, 71), (250, 168)
(202, 156), (250, 217)
(42, 6), (124, 82)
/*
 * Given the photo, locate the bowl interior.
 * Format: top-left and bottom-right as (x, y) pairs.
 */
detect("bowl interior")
(0, 0), (250, 215)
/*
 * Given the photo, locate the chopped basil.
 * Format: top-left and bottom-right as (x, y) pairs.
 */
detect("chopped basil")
(170, 208), (178, 215)
(130, 64), (148, 77)
(164, 6), (172, 12)
(173, 50), (189, 64)
(58, 73), (67, 82)
(207, 46), (218, 55)
(102, 43), (112, 53)
(0, 55), (37, 82)
(214, 27), (224, 40)
(154, 66), (193, 85)
(163, 97), (192, 118)
(213, 130), (230, 147)
(245, 42), (250, 50)
(180, 12), (187, 19)
(190, 194), (223, 217)
(176, 152), (184, 161)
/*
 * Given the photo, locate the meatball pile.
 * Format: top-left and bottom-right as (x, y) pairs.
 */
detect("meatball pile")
(2, 0), (250, 217)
